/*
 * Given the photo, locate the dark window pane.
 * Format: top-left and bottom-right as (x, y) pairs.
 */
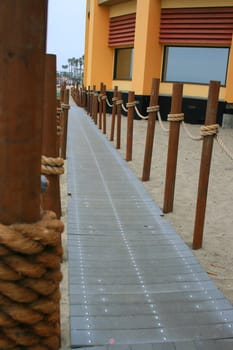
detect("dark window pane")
(114, 48), (133, 80)
(163, 46), (229, 85)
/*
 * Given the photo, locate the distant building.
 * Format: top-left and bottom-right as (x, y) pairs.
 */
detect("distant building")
(84, 0), (233, 124)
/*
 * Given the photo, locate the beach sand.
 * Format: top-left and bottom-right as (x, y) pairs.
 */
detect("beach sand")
(106, 114), (233, 303)
(60, 110), (233, 347)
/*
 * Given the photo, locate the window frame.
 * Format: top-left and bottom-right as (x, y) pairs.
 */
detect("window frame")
(162, 45), (230, 87)
(113, 47), (134, 81)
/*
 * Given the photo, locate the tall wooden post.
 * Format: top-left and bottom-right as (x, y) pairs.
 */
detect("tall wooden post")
(103, 84), (107, 134)
(192, 81), (220, 249)
(126, 91), (135, 161)
(98, 82), (104, 129)
(0, 0), (47, 224)
(142, 78), (160, 181)
(116, 91), (122, 149)
(110, 86), (118, 141)
(93, 92), (98, 125)
(163, 83), (183, 213)
(42, 54), (61, 218)
(61, 89), (70, 159)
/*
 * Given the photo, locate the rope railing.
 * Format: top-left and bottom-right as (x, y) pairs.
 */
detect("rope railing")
(215, 134), (233, 160)
(72, 80), (233, 251)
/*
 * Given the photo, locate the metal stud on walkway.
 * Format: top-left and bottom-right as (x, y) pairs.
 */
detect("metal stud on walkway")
(67, 99), (233, 349)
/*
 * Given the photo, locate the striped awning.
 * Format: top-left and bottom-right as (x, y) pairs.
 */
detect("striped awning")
(160, 7), (233, 45)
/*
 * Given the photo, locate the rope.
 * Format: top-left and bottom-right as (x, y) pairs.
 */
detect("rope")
(126, 101), (139, 108)
(181, 122), (203, 141)
(200, 123), (219, 136)
(121, 103), (128, 112)
(157, 111), (169, 133)
(167, 113), (184, 122)
(41, 156), (64, 175)
(98, 93), (104, 103)
(61, 103), (70, 110)
(134, 105), (160, 120)
(116, 99), (123, 106)
(56, 125), (62, 136)
(0, 210), (63, 350)
(134, 105), (149, 120)
(215, 135), (233, 160)
(106, 97), (113, 108)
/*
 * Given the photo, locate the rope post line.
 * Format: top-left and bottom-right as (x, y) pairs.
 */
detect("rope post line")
(110, 86), (118, 141)
(42, 54), (62, 219)
(116, 91), (122, 149)
(61, 89), (70, 160)
(142, 78), (160, 181)
(126, 91), (135, 161)
(192, 81), (220, 250)
(163, 83), (184, 214)
(102, 84), (107, 134)
(98, 82), (104, 130)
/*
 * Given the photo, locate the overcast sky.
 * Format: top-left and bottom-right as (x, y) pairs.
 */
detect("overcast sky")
(46, 0), (86, 71)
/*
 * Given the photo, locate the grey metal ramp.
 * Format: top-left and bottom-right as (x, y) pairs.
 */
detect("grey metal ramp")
(67, 101), (233, 349)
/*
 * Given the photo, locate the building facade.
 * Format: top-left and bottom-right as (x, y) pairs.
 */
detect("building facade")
(84, 0), (233, 123)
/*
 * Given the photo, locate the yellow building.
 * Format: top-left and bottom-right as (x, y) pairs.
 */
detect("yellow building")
(84, 0), (233, 124)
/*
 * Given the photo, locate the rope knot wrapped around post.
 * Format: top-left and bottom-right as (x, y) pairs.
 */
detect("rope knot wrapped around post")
(146, 105), (160, 113)
(41, 156), (64, 176)
(200, 123), (219, 137)
(0, 211), (64, 349)
(167, 113), (184, 122)
(116, 99), (123, 105)
(126, 101), (139, 108)
(61, 103), (70, 110)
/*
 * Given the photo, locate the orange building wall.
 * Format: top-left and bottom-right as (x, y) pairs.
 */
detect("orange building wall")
(84, 0), (113, 89)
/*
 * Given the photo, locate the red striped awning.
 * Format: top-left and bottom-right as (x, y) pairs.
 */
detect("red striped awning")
(160, 7), (233, 45)
(109, 13), (136, 47)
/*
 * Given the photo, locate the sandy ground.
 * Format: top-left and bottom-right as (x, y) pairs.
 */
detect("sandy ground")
(60, 110), (233, 347)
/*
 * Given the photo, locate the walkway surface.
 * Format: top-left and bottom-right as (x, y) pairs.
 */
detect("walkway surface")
(66, 99), (233, 350)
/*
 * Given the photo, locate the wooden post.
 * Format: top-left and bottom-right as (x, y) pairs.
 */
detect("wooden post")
(42, 54), (61, 218)
(116, 91), (122, 149)
(61, 89), (70, 159)
(142, 78), (160, 181)
(126, 91), (135, 161)
(87, 85), (90, 114)
(98, 82), (104, 129)
(103, 84), (107, 134)
(0, 0), (47, 225)
(163, 83), (183, 213)
(192, 81), (220, 249)
(110, 86), (118, 141)
(93, 92), (98, 125)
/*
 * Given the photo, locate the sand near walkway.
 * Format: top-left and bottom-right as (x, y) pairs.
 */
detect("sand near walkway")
(105, 114), (233, 303)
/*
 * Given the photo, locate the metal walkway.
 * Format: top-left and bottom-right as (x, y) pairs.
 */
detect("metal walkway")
(67, 100), (233, 350)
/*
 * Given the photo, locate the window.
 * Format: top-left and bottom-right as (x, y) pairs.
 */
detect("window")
(162, 46), (229, 86)
(113, 48), (134, 80)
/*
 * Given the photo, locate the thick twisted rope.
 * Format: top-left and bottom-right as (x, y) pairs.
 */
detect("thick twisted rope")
(61, 103), (70, 110)
(106, 97), (113, 108)
(41, 156), (64, 176)
(167, 113), (184, 122)
(157, 111), (169, 133)
(0, 210), (63, 349)
(200, 123), (219, 136)
(134, 105), (160, 120)
(215, 135), (233, 160)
